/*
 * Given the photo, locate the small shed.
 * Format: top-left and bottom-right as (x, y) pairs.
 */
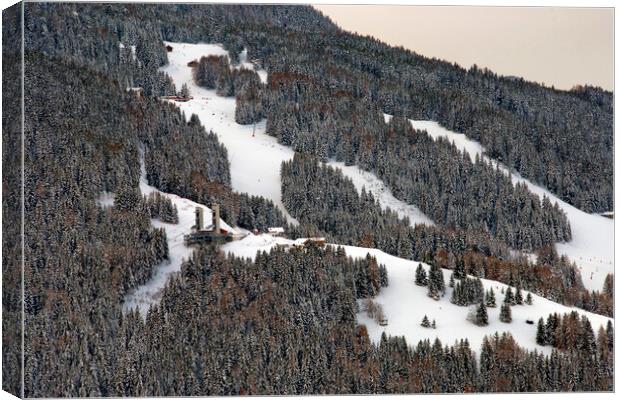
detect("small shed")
(267, 227), (285, 236)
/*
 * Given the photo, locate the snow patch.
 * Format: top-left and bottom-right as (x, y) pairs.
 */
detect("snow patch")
(96, 191), (115, 207)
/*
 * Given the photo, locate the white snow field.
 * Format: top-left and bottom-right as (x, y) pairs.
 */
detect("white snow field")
(222, 234), (612, 355)
(160, 42), (298, 225)
(384, 114), (613, 292)
(121, 160), (238, 316)
(160, 42), (434, 227)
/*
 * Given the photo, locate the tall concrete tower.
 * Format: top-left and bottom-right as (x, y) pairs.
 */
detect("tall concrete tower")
(195, 207), (204, 231)
(212, 204), (221, 234)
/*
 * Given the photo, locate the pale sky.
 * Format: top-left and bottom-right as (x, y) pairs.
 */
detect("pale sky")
(314, 5), (613, 91)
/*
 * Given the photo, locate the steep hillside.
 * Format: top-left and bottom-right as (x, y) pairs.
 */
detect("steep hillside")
(25, 3), (613, 211)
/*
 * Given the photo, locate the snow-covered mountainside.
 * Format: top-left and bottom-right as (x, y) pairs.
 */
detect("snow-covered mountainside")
(161, 42), (612, 291)
(159, 42), (434, 227)
(386, 116), (613, 292)
(154, 42), (613, 351)
(223, 234), (612, 355)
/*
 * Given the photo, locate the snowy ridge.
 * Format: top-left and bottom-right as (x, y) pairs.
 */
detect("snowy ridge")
(222, 234), (613, 355)
(160, 42), (434, 227)
(121, 160), (237, 316)
(384, 114), (613, 292)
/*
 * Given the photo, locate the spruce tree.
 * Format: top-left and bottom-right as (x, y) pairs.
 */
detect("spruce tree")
(421, 315), (431, 328)
(454, 258), (466, 279)
(485, 288), (496, 308)
(515, 286), (523, 305)
(499, 303), (512, 323)
(504, 287), (515, 305)
(180, 83), (190, 99)
(427, 263), (445, 300)
(415, 264), (428, 286)
(536, 318), (547, 345)
(475, 302), (489, 326)
(525, 292), (533, 305)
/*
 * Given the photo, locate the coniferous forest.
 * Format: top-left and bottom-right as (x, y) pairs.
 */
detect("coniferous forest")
(2, 2), (614, 397)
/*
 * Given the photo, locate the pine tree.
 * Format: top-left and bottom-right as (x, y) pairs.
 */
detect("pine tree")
(449, 272), (455, 288)
(454, 258), (466, 279)
(421, 315), (431, 328)
(603, 274), (613, 297)
(474, 302), (489, 326)
(504, 287), (515, 305)
(431, 319), (436, 329)
(379, 264), (389, 287)
(485, 288), (496, 308)
(515, 286), (523, 305)
(525, 292), (533, 305)
(427, 263), (445, 300)
(536, 318), (547, 345)
(180, 83), (190, 99)
(415, 264), (428, 286)
(499, 303), (512, 323)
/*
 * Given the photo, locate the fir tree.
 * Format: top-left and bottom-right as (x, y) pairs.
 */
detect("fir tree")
(536, 318), (547, 345)
(525, 292), (533, 305)
(454, 258), (466, 279)
(504, 287), (515, 305)
(180, 83), (190, 99)
(421, 315), (431, 328)
(427, 263), (445, 300)
(485, 288), (496, 308)
(499, 303), (512, 323)
(415, 264), (428, 286)
(515, 286), (523, 305)
(474, 302), (489, 326)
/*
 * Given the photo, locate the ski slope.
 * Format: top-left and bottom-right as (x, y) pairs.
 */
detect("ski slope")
(160, 42), (434, 227)
(222, 234), (612, 355)
(384, 114), (613, 292)
(121, 160), (238, 316)
(159, 41), (611, 292)
(160, 42), (298, 225)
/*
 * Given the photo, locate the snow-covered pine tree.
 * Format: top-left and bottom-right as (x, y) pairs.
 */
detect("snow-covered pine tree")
(536, 318), (547, 345)
(415, 265), (428, 286)
(515, 286), (524, 305)
(474, 302), (489, 326)
(525, 293), (533, 305)
(500, 303), (512, 323)
(485, 288), (496, 308)
(427, 263), (445, 300)
(504, 287), (515, 305)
